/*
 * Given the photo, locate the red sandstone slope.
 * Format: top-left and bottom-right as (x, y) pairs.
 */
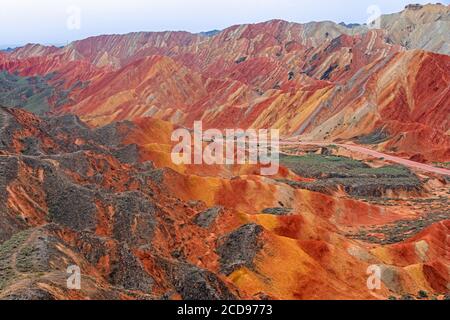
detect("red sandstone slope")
(62, 55), (209, 125)
(302, 50), (450, 161)
(9, 44), (60, 60)
(0, 3), (448, 302)
(1, 107), (448, 300)
(1, 6), (448, 162)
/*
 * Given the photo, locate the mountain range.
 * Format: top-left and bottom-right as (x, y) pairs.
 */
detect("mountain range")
(0, 3), (449, 300)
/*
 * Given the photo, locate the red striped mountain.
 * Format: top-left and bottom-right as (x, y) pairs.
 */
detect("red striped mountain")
(0, 3), (448, 162)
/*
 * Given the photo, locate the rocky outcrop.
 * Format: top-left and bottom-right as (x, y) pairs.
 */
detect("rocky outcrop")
(1, 5), (449, 162)
(0, 105), (448, 300)
(0, 3), (449, 300)
(261, 207), (293, 216)
(194, 207), (224, 228)
(217, 224), (264, 276)
(111, 192), (157, 246)
(159, 259), (237, 300)
(0, 106), (272, 300)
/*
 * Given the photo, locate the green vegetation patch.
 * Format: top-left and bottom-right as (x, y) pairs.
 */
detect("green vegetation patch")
(0, 71), (83, 115)
(0, 230), (32, 290)
(280, 154), (422, 197)
(0, 71), (54, 114)
(432, 162), (450, 170)
(346, 211), (449, 244)
(16, 245), (38, 274)
(280, 154), (366, 179)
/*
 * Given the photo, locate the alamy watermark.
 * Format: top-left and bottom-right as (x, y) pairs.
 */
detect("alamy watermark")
(367, 265), (382, 290)
(66, 6), (82, 30)
(367, 5), (382, 29)
(171, 121), (280, 176)
(67, 265), (81, 290)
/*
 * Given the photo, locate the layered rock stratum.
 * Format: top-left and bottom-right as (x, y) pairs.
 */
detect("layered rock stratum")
(0, 3), (449, 300)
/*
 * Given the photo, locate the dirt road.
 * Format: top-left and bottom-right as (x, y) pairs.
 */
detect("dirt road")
(280, 140), (450, 176)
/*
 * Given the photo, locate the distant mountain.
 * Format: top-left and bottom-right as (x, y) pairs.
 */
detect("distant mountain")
(1, 3), (447, 161)
(338, 22), (361, 29)
(198, 29), (221, 37)
(0, 47), (17, 52)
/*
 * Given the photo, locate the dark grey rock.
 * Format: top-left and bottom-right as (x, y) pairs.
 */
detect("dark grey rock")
(194, 207), (224, 228)
(217, 224), (264, 276)
(261, 207), (292, 216)
(2, 287), (56, 300)
(47, 151), (91, 177)
(109, 245), (154, 292)
(44, 167), (97, 232)
(112, 144), (140, 164)
(20, 137), (42, 156)
(112, 192), (157, 246)
(93, 121), (134, 148)
(160, 259), (237, 300)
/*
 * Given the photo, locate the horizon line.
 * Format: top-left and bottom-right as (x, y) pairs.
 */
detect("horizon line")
(1, 3), (448, 50)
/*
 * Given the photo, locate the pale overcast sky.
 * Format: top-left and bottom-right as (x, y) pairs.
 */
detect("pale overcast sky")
(0, 0), (447, 47)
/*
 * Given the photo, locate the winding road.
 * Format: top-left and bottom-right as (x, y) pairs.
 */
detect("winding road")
(211, 135), (450, 176)
(280, 140), (450, 176)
